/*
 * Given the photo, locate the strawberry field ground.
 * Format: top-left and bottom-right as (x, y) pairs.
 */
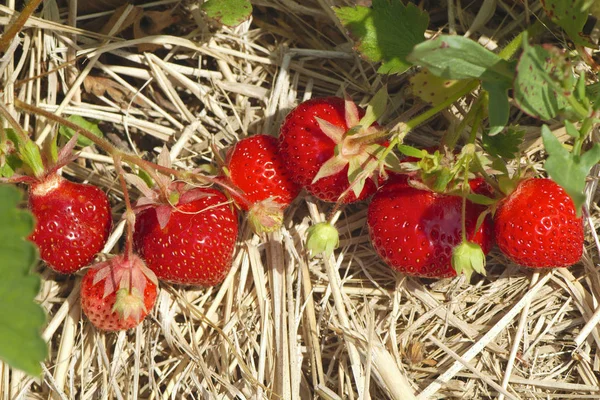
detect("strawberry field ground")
(2, 0), (600, 399)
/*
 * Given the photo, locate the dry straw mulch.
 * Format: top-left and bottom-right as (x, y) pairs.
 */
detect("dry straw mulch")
(2, 0), (600, 399)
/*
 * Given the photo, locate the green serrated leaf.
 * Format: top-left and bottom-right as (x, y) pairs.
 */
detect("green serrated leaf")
(482, 81), (510, 135)
(482, 127), (524, 159)
(201, 0), (252, 26)
(0, 185), (46, 375)
(513, 42), (573, 120)
(59, 115), (103, 148)
(542, 0), (593, 47)
(334, 0), (428, 75)
(542, 125), (600, 215)
(409, 68), (474, 105)
(407, 35), (514, 83)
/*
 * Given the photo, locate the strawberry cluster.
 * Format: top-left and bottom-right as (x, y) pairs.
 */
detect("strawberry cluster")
(5, 94), (585, 332)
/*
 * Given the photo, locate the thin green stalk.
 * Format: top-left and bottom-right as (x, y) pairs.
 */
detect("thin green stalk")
(13, 99), (250, 203)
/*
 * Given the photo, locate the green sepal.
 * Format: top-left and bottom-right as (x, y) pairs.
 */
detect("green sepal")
(58, 115), (103, 148)
(452, 241), (486, 281)
(359, 87), (388, 128)
(306, 222), (340, 258)
(397, 144), (426, 159)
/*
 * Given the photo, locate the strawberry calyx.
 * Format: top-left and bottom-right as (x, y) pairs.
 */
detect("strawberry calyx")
(311, 89), (399, 199)
(126, 147), (216, 229)
(451, 240), (487, 281)
(112, 288), (147, 322)
(247, 197), (286, 233)
(306, 222), (340, 257)
(0, 133), (80, 184)
(90, 254), (158, 322)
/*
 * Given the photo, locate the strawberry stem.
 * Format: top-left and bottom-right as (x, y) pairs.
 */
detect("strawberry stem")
(115, 156), (135, 263)
(0, 0), (44, 53)
(14, 99), (255, 207)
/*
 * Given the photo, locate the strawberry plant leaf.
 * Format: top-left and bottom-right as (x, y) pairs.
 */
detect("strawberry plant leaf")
(407, 35), (514, 83)
(482, 81), (510, 135)
(201, 0), (252, 27)
(541, 0), (593, 47)
(59, 115), (103, 147)
(0, 185), (46, 375)
(542, 125), (600, 214)
(482, 127), (524, 159)
(513, 42), (574, 120)
(334, 0), (429, 75)
(409, 69), (474, 105)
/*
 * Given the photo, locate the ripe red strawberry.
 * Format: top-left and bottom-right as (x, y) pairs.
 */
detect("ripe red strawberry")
(223, 134), (301, 232)
(225, 134), (301, 209)
(367, 179), (493, 278)
(133, 188), (238, 286)
(494, 178), (583, 268)
(81, 254), (158, 331)
(28, 173), (112, 274)
(278, 96), (388, 203)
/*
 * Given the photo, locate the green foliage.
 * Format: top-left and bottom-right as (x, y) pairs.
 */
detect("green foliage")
(5, 128), (44, 177)
(334, 0), (428, 75)
(513, 41), (574, 120)
(482, 128), (525, 159)
(409, 69), (474, 105)
(482, 81), (510, 135)
(542, 125), (600, 215)
(0, 153), (22, 178)
(59, 115), (103, 148)
(201, 0), (252, 27)
(407, 35), (514, 83)
(541, 0), (592, 46)
(0, 185), (46, 375)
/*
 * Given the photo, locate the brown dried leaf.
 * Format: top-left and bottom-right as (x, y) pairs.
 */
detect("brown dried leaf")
(83, 75), (147, 108)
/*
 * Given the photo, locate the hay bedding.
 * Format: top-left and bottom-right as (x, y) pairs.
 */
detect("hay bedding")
(1, 0), (600, 399)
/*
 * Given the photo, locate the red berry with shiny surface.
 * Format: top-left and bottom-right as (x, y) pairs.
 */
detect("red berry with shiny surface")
(133, 188), (238, 286)
(367, 183), (493, 278)
(494, 178), (583, 268)
(279, 97), (385, 203)
(28, 174), (112, 274)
